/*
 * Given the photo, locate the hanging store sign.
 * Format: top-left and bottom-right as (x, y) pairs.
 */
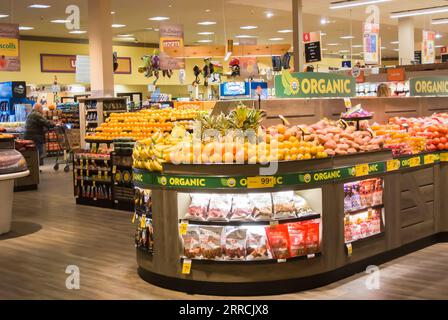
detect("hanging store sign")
(275, 72), (356, 98)
(422, 30), (436, 64)
(387, 68), (405, 82)
(0, 23), (20, 72)
(363, 5), (380, 65)
(159, 23), (185, 70)
(414, 50), (422, 64)
(410, 76), (448, 97)
(303, 31), (322, 64)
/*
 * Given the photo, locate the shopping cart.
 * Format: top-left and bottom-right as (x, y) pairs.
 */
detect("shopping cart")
(47, 125), (78, 172)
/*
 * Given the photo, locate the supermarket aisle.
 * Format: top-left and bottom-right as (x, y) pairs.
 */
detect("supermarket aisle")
(0, 166), (447, 300)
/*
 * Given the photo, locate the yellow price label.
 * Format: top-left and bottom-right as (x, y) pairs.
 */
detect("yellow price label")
(247, 176), (276, 189)
(112, 166), (117, 174)
(346, 243), (353, 257)
(131, 213), (136, 224)
(387, 159), (400, 172)
(140, 215), (146, 228)
(182, 259), (192, 275)
(409, 157), (421, 168)
(355, 164), (369, 177)
(344, 98), (352, 109)
(424, 154), (435, 165)
(179, 221), (189, 236)
(440, 153), (448, 162)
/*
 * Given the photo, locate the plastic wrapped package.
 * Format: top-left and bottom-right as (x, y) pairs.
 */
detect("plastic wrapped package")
(293, 193), (315, 217)
(207, 194), (232, 222)
(265, 224), (291, 259)
(272, 191), (297, 220)
(185, 194), (210, 221)
(287, 222), (307, 257)
(199, 226), (223, 260)
(246, 227), (272, 261)
(0, 149), (27, 175)
(182, 226), (202, 259)
(223, 227), (247, 260)
(304, 219), (321, 254)
(249, 193), (273, 221)
(230, 194), (254, 221)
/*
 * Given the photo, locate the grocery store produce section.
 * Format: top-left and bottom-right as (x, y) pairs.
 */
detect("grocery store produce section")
(116, 104), (448, 295)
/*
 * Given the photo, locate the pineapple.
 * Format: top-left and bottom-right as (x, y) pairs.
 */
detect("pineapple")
(228, 104), (266, 131)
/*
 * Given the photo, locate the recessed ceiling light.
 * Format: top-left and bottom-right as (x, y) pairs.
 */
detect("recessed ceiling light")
(198, 21), (216, 25)
(321, 32), (327, 36)
(197, 39), (213, 43)
(51, 19), (69, 24)
(381, 46), (387, 49)
(435, 45), (445, 48)
(390, 41), (399, 44)
(390, 5), (448, 19)
(197, 32), (214, 35)
(352, 44), (363, 48)
(322, 48), (328, 51)
(265, 11), (274, 18)
(0, 14), (9, 18)
(112, 24), (126, 28)
(320, 18), (329, 25)
(69, 30), (87, 34)
(111, 11), (116, 15)
(339, 50), (350, 53)
(240, 26), (258, 30)
(236, 35), (257, 38)
(205, 9), (211, 13)
(149, 16), (170, 21)
(436, 33), (443, 39)
(330, 0), (391, 10)
(154, 28), (160, 32)
(19, 26), (34, 31)
(340, 35), (355, 39)
(115, 37), (135, 41)
(117, 34), (134, 37)
(278, 29), (293, 33)
(29, 4), (51, 9)
(269, 38), (284, 41)
(393, 48), (399, 51)
(234, 42), (240, 45)
(327, 43), (340, 46)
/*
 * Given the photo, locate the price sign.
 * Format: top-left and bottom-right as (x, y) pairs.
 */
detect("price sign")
(140, 214), (147, 228)
(182, 259), (192, 275)
(387, 159), (400, 172)
(409, 157), (421, 168)
(179, 221), (189, 236)
(355, 164), (369, 177)
(131, 213), (136, 224)
(112, 166), (117, 174)
(424, 154), (435, 165)
(346, 243), (353, 257)
(344, 98), (352, 109)
(277, 259), (287, 263)
(440, 153), (448, 162)
(307, 254), (316, 259)
(247, 176), (276, 189)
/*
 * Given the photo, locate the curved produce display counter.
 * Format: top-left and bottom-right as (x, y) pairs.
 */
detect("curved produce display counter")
(132, 150), (448, 295)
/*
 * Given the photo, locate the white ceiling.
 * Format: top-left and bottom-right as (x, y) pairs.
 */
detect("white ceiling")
(1, 0), (448, 59)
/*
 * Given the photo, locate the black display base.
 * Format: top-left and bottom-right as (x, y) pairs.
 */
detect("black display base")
(14, 185), (38, 192)
(137, 232), (448, 296)
(115, 201), (134, 212)
(76, 197), (114, 209)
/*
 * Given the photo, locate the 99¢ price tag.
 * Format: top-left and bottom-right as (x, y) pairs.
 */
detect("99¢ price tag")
(355, 164), (369, 177)
(346, 243), (353, 257)
(140, 214), (147, 228)
(424, 154), (435, 165)
(409, 157), (421, 168)
(182, 259), (192, 275)
(387, 159), (400, 172)
(179, 221), (189, 236)
(440, 153), (448, 162)
(247, 176), (276, 189)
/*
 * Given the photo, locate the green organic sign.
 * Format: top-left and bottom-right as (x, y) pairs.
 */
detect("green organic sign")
(410, 76), (448, 97)
(275, 71), (356, 98)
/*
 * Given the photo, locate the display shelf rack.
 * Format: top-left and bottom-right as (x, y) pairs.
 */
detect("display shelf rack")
(181, 252), (321, 265)
(177, 213), (321, 227)
(344, 204), (384, 215)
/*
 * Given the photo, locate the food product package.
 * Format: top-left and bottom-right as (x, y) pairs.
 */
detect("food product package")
(293, 193), (315, 217)
(207, 194), (232, 221)
(223, 227), (247, 260)
(287, 222), (307, 257)
(185, 193), (210, 221)
(0, 149), (27, 175)
(199, 226), (223, 260)
(249, 193), (273, 221)
(230, 194), (254, 221)
(182, 226), (202, 259)
(304, 219), (321, 254)
(265, 224), (291, 259)
(246, 227), (272, 260)
(272, 191), (297, 220)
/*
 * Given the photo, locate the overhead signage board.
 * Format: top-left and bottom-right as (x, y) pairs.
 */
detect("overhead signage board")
(275, 72), (356, 98)
(303, 31), (322, 63)
(159, 23), (185, 70)
(0, 23), (20, 71)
